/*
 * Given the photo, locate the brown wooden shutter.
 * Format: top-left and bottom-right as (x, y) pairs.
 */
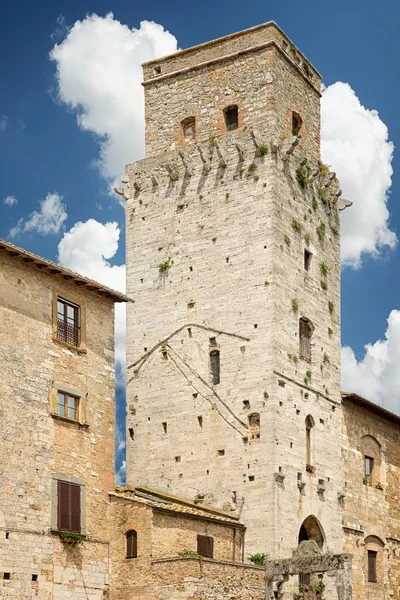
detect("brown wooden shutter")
(197, 535), (214, 558)
(70, 484), (81, 533)
(58, 481), (70, 531)
(57, 481), (81, 533)
(126, 530), (137, 558)
(368, 550), (377, 583)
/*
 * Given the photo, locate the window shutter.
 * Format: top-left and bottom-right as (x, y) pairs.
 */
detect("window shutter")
(197, 535), (214, 558)
(368, 550), (377, 582)
(127, 530), (137, 558)
(58, 481), (71, 531)
(70, 484), (81, 533)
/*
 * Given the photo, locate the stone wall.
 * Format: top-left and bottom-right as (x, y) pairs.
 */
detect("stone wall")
(342, 398), (400, 600)
(125, 110), (343, 559)
(0, 252), (116, 598)
(142, 22), (321, 160)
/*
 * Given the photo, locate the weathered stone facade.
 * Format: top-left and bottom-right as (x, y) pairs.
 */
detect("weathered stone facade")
(0, 240), (127, 598)
(125, 21), (343, 572)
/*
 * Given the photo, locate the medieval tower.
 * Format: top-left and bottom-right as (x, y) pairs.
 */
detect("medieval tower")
(124, 21), (344, 562)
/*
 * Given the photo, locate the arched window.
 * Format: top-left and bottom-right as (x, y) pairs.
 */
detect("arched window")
(360, 435), (381, 487)
(305, 415), (314, 465)
(365, 535), (384, 584)
(224, 105), (238, 131)
(298, 515), (325, 550)
(248, 413), (260, 439)
(292, 111), (303, 136)
(299, 318), (313, 361)
(126, 530), (137, 559)
(181, 117), (196, 141)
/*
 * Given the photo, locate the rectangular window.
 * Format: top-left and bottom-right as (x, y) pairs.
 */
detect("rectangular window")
(57, 481), (81, 533)
(224, 106), (238, 131)
(57, 392), (79, 421)
(197, 535), (214, 558)
(57, 298), (80, 347)
(299, 573), (311, 585)
(304, 249), (312, 271)
(368, 550), (377, 583)
(210, 350), (220, 385)
(365, 456), (374, 485)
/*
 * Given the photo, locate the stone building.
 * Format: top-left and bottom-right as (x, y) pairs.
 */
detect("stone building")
(0, 238), (128, 598)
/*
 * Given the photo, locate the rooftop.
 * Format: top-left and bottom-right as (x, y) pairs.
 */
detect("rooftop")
(0, 238), (131, 303)
(342, 392), (400, 427)
(111, 485), (244, 527)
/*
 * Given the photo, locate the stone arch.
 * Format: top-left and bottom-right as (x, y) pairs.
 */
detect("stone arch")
(121, 521), (139, 535)
(298, 515), (325, 550)
(181, 116), (196, 141)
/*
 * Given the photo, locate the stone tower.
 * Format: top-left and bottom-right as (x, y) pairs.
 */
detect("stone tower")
(124, 21), (344, 560)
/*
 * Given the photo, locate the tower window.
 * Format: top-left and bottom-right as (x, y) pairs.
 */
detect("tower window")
(181, 117), (196, 141)
(248, 413), (260, 439)
(292, 112), (303, 136)
(305, 415), (314, 465)
(126, 530), (137, 559)
(299, 318), (312, 361)
(210, 350), (220, 384)
(224, 105), (238, 131)
(304, 249), (312, 271)
(368, 550), (377, 583)
(365, 456), (374, 485)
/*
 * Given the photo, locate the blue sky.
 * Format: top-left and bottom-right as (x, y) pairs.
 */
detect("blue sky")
(2, 1), (400, 480)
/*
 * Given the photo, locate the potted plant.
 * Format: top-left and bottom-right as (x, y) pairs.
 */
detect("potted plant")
(59, 531), (85, 546)
(362, 477), (368, 485)
(375, 482), (383, 490)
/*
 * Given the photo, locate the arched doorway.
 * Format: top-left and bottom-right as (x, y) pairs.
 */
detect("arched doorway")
(298, 515), (325, 549)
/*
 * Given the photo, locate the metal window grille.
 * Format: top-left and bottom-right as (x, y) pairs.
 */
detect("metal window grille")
(57, 299), (79, 346)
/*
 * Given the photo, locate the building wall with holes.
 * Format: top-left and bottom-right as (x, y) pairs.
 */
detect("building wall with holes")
(0, 251), (116, 598)
(125, 29), (343, 561)
(141, 22), (321, 161)
(342, 399), (400, 600)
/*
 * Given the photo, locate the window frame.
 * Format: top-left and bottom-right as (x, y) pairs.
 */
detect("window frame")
(52, 291), (86, 352)
(51, 474), (86, 536)
(365, 456), (374, 486)
(210, 349), (220, 385)
(57, 297), (80, 347)
(367, 550), (377, 583)
(57, 392), (79, 422)
(50, 382), (88, 427)
(224, 105), (239, 131)
(299, 318), (313, 362)
(126, 530), (138, 559)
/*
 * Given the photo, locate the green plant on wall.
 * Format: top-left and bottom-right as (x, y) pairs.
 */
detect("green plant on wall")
(248, 553), (268, 566)
(284, 235), (291, 247)
(157, 259), (171, 273)
(296, 163), (311, 188)
(312, 198), (318, 211)
(320, 263), (329, 277)
(292, 219), (302, 233)
(258, 143), (268, 156)
(320, 279), (327, 291)
(328, 301), (334, 314)
(304, 233), (311, 246)
(328, 327), (333, 335)
(331, 225), (339, 236)
(291, 299), (299, 313)
(316, 222), (326, 242)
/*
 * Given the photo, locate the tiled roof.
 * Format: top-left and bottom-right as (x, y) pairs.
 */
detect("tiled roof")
(111, 486), (244, 527)
(342, 392), (400, 426)
(0, 238), (131, 303)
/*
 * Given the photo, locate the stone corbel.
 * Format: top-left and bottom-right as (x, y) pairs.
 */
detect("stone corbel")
(281, 136), (299, 160)
(197, 144), (211, 172)
(308, 168), (320, 183)
(178, 149), (194, 176)
(165, 163), (179, 181)
(213, 138), (227, 168)
(274, 472), (285, 483)
(338, 198), (353, 211)
(151, 172), (159, 186)
(235, 142), (245, 162)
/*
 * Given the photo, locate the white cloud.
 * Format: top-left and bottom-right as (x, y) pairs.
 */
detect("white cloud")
(9, 192), (67, 238)
(116, 460), (126, 486)
(321, 82), (397, 268)
(3, 195), (17, 207)
(0, 116), (9, 131)
(57, 219), (126, 381)
(49, 13), (178, 183)
(342, 310), (400, 414)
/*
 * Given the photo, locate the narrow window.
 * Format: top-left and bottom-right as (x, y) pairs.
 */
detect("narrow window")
(248, 413), (260, 439)
(210, 350), (220, 385)
(197, 535), (214, 558)
(181, 117), (196, 141)
(126, 530), (138, 559)
(58, 481), (81, 533)
(32, 574), (38, 582)
(299, 318), (312, 361)
(306, 415), (314, 465)
(224, 105), (238, 131)
(365, 456), (374, 485)
(304, 249), (312, 271)
(299, 573), (311, 586)
(197, 416), (203, 427)
(292, 112), (303, 136)
(162, 422), (167, 433)
(57, 392), (79, 421)
(368, 550), (377, 583)
(57, 298), (80, 347)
